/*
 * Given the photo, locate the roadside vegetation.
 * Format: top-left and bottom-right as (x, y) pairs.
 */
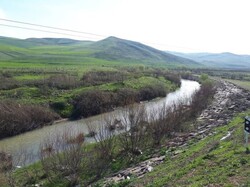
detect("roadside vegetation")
(131, 111), (250, 186)
(0, 79), (215, 187)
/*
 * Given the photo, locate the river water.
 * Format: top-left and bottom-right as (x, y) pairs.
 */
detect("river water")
(0, 79), (200, 164)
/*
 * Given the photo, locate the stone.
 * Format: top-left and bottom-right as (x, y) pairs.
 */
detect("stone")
(228, 105), (235, 110)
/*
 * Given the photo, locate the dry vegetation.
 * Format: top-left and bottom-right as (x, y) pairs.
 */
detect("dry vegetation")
(0, 101), (60, 139)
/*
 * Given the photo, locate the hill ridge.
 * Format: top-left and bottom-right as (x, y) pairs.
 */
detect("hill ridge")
(0, 35), (200, 67)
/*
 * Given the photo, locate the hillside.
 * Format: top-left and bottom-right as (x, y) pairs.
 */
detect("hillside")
(89, 36), (200, 66)
(167, 51), (250, 69)
(0, 36), (200, 67)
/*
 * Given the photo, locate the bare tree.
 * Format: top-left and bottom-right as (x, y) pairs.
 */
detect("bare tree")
(149, 104), (170, 146)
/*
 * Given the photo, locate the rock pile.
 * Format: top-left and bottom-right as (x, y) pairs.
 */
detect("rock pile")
(104, 156), (165, 185)
(195, 81), (250, 139)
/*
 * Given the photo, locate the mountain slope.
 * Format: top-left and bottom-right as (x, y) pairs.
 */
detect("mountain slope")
(167, 51), (250, 69)
(0, 36), (201, 67)
(90, 36), (200, 66)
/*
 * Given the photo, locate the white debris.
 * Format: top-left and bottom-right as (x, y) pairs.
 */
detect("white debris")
(220, 131), (233, 141)
(146, 165), (153, 172)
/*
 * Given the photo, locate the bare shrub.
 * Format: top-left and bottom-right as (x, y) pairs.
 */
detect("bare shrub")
(82, 71), (127, 86)
(163, 72), (181, 86)
(71, 90), (116, 119)
(83, 116), (118, 180)
(46, 74), (79, 89)
(189, 81), (215, 118)
(40, 130), (84, 186)
(148, 104), (170, 146)
(138, 84), (167, 101)
(118, 104), (149, 155)
(86, 120), (97, 137)
(0, 76), (19, 90)
(0, 148), (37, 187)
(94, 115), (117, 160)
(0, 101), (60, 139)
(0, 151), (12, 172)
(116, 88), (139, 106)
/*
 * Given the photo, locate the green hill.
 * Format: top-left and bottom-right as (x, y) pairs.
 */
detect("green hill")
(0, 36), (200, 68)
(90, 36), (200, 66)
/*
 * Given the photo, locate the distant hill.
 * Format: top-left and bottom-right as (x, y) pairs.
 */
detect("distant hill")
(88, 36), (200, 66)
(0, 36), (200, 67)
(167, 51), (250, 69)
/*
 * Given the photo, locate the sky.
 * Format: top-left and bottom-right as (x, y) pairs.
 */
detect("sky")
(0, 0), (250, 54)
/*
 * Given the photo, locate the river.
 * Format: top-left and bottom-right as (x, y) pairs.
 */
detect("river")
(0, 79), (200, 165)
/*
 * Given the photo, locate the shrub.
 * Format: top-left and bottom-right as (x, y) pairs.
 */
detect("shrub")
(40, 131), (84, 186)
(0, 76), (19, 90)
(46, 74), (79, 89)
(71, 90), (117, 119)
(0, 101), (60, 139)
(118, 105), (149, 155)
(82, 71), (127, 86)
(116, 88), (139, 105)
(138, 84), (167, 101)
(189, 81), (215, 118)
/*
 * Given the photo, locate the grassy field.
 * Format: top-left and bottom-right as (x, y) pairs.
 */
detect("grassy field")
(130, 111), (250, 187)
(224, 79), (250, 91)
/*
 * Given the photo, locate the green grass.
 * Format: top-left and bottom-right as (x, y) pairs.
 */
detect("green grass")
(13, 74), (47, 81)
(223, 79), (250, 91)
(131, 111), (250, 186)
(123, 76), (174, 91)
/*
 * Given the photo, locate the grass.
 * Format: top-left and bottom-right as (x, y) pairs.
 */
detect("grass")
(13, 74), (47, 81)
(124, 76), (163, 89)
(131, 111), (250, 187)
(223, 79), (250, 91)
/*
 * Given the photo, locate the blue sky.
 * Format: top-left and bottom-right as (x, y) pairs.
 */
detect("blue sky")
(0, 0), (250, 54)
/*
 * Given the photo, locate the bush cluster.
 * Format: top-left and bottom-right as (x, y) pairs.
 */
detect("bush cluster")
(0, 101), (60, 139)
(71, 84), (168, 119)
(81, 71), (128, 86)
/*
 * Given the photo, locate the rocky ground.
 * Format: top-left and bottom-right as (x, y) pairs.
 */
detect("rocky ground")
(100, 80), (250, 186)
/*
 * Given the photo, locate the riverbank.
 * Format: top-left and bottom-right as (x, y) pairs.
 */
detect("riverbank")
(0, 80), (203, 186)
(0, 80), (198, 165)
(0, 70), (180, 139)
(100, 80), (250, 186)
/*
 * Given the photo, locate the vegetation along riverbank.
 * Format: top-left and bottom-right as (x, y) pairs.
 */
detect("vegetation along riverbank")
(0, 78), (215, 186)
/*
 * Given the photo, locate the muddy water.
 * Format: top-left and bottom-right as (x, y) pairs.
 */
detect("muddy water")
(0, 79), (200, 164)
